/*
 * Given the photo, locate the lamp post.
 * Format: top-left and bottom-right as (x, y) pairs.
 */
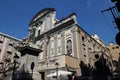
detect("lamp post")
(55, 62), (59, 80)
(0, 62), (3, 71)
(12, 53), (19, 80)
(0, 62), (3, 79)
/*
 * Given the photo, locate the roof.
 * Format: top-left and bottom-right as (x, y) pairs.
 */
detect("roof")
(0, 32), (21, 41)
(29, 8), (55, 25)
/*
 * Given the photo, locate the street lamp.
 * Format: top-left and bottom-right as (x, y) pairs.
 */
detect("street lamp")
(0, 62), (3, 71)
(55, 62), (59, 80)
(0, 62), (3, 79)
(12, 53), (19, 80)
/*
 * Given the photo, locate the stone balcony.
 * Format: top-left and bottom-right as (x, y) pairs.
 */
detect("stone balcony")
(38, 54), (80, 72)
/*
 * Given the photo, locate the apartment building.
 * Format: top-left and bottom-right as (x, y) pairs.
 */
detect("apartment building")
(0, 32), (21, 79)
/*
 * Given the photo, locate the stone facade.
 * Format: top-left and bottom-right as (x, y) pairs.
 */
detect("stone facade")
(107, 43), (120, 61)
(27, 8), (113, 80)
(107, 43), (120, 74)
(0, 8), (115, 80)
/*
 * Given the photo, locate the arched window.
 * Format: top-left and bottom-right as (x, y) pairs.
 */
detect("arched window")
(38, 30), (41, 36)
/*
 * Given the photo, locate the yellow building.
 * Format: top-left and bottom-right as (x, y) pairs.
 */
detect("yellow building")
(107, 43), (120, 61)
(107, 43), (120, 74)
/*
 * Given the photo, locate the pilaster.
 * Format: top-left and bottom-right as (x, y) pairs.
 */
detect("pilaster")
(61, 32), (65, 54)
(71, 27), (78, 57)
(54, 35), (57, 56)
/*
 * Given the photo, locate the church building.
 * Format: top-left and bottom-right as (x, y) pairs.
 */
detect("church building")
(26, 8), (112, 80)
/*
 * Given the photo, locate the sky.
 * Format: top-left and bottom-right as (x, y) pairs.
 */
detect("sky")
(0, 0), (119, 45)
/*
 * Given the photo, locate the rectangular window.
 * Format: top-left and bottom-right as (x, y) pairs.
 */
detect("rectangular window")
(5, 51), (12, 62)
(82, 36), (85, 42)
(9, 39), (13, 46)
(82, 36), (86, 46)
(0, 35), (3, 42)
(38, 30), (40, 36)
(0, 41), (2, 43)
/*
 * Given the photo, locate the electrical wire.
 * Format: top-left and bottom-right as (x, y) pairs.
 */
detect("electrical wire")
(101, 7), (118, 43)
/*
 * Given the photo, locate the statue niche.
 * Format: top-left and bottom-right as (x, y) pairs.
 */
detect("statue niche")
(66, 39), (72, 56)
